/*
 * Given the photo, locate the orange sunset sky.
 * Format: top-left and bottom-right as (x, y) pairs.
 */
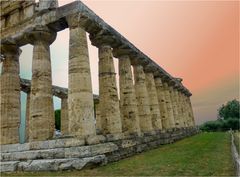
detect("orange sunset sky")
(16, 0), (239, 125)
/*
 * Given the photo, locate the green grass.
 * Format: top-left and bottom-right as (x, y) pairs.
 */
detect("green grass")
(3, 132), (235, 176)
(234, 131), (240, 154)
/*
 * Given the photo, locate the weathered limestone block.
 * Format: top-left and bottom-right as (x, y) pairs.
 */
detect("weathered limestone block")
(27, 27), (56, 142)
(1, 148), (66, 162)
(119, 55), (141, 135)
(105, 133), (124, 141)
(133, 64), (153, 133)
(38, 0), (58, 11)
(0, 43), (21, 144)
(67, 15), (96, 137)
(0, 161), (19, 172)
(98, 45), (122, 134)
(85, 135), (106, 145)
(145, 73), (162, 130)
(0, 143), (30, 153)
(169, 86), (179, 127)
(25, 93), (30, 142)
(121, 139), (138, 148)
(18, 155), (106, 172)
(163, 82), (175, 128)
(64, 142), (118, 158)
(154, 77), (169, 129)
(90, 142), (119, 156)
(61, 97), (68, 135)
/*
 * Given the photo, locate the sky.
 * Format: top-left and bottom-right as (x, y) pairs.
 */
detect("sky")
(1, 0), (238, 141)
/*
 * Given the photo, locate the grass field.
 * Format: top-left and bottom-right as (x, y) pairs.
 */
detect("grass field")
(3, 132), (235, 176)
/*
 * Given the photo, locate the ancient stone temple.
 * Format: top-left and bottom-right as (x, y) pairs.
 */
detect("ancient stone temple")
(0, 0), (197, 172)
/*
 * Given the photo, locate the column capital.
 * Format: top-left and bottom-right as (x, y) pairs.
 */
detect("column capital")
(143, 62), (158, 73)
(112, 47), (132, 58)
(154, 76), (163, 82)
(116, 53), (130, 60)
(1, 43), (22, 58)
(89, 30), (116, 48)
(99, 44), (112, 50)
(163, 82), (170, 88)
(25, 26), (57, 45)
(66, 13), (81, 29)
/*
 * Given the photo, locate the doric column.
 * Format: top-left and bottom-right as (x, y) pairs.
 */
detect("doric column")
(145, 73), (162, 130)
(179, 92), (188, 127)
(163, 82), (175, 128)
(67, 15), (96, 137)
(176, 90), (185, 127)
(119, 55), (140, 135)
(27, 26), (56, 141)
(184, 95), (194, 127)
(187, 96), (195, 126)
(173, 88), (181, 128)
(169, 86), (178, 128)
(61, 97), (68, 135)
(98, 45), (122, 134)
(133, 64), (153, 133)
(0, 43), (21, 144)
(183, 95), (190, 127)
(154, 77), (170, 129)
(25, 93), (30, 142)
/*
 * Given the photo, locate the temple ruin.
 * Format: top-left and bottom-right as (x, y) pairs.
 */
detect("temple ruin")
(0, 0), (197, 172)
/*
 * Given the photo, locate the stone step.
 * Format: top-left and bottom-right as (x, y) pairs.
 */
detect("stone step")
(0, 155), (106, 172)
(0, 138), (85, 153)
(0, 161), (19, 172)
(1, 142), (118, 162)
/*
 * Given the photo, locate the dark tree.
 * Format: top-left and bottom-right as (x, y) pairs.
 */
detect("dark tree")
(55, 109), (61, 130)
(218, 99), (239, 120)
(200, 99), (239, 131)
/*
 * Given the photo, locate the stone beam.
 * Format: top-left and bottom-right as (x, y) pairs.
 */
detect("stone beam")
(20, 78), (99, 101)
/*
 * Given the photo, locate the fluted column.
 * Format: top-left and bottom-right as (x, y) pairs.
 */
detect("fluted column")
(187, 96), (195, 126)
(173, 88), (181, 128)
(98, 45), (122, 134)
(163, 82), (175, 128)
(169, 86), (178, 128)
(185, 95), (194, 127)
(0, 44), (21, 144)
(145, 73), (162, 130)
(27, 27), (56, 141)
(25, 93), (30, 142)
(154, 77), (170, 129)
(180, 92), (188, 127)
(61, 97), (68, 135)
(67, 16), (96, 137)
(133, 64), (153, 133)
(119, 55), (140, 135)
(176, 90), (185, 127)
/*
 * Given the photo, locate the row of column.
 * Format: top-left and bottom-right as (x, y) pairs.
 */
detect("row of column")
(0, 20), (195, 145)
